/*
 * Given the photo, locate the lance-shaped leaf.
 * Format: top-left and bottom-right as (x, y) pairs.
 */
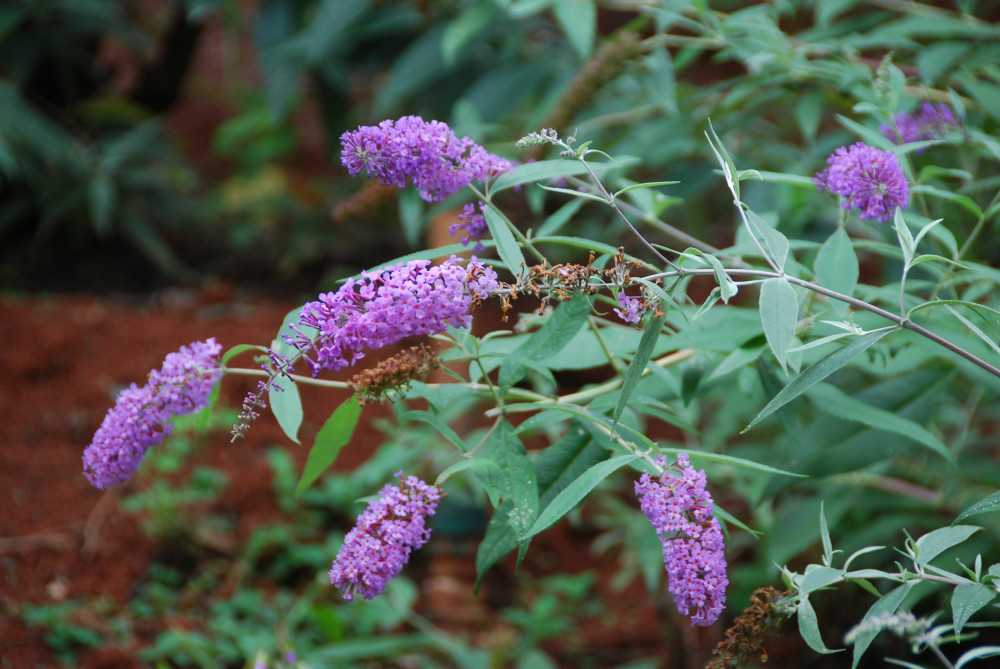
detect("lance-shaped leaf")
(743, 328), (893, 433)
(483, 206), (526, 276)
(296, 396), (361, 496)
(759, 277), (798, 372)
(613, 313), (666, 428)
(269, 380), (303, 444)
(485, 420), (539, 538)
(498, 296), (591, 395)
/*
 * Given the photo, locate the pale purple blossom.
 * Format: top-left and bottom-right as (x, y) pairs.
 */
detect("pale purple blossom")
(614, 291), (648, 324)
(449, 202), (489, 252)
(330, 472), (442, 600)
(814, 142), (909, 222)
(340, 116), (512, 202)
(83, 339), (223, 489)
(635, 453), (728, 626)
(881, 102), (958, 146)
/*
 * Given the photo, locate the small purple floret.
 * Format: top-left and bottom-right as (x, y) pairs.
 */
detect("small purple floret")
(880, 102), (958, 146)
(83, 338), (223, 489)
(330, 472), (442, 601)
(340, 116), (512, 202)
(635, 453), (728, 626)
(814, 142), (909, 222)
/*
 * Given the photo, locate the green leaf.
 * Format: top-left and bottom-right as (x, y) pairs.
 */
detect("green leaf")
(491, 157), (637, 193)
(955, 491), (1000, 524)
(441, 2), (495, 66)
(483, 205), (527, 277)
(88, 172), (116, 237)
(705, 120), (739, 200)
(486, 420), (539, 537)
(952, 583), (997, 635)
(814, 227), (859, 312)
(799, 565), (845, 594)
(850, 582), (916, 668)
(759, 277), (798, 371)
(498, 297), (591, 395)
(893, 208), (916, 267)
(535, 198), (584, 237)
(745, 209), (789, 271)
(551, 0), (595, 60)
(613, 313), (666, 427)
(956, 646), (1000, 669)
(220, 344), (265, 367)
(521, 454), (639, 540)
(475, 500), (518, 590)
(806, 383), (955, 465)
(836, 114), (896, 151)
(797, 597), (840, 654)
(914, 526), (981, 565)
(910, 184), (982, 218)
(269, 379), (303, 444)
(743, 328), (893, 433)
(434, 458), (499, 487)
(296, 396), (361, 496)
(820, 502), (834, 564)
(399, 410), (468, 454)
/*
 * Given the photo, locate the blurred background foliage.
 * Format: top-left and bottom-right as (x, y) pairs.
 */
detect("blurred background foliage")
(2, 0), (998, 294)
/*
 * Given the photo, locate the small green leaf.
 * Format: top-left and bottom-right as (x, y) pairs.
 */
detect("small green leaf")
(434, 458), (499, 487)
(491, 157), (638, 193)
(914, 525), (981, 565)
(850, 582), (915, 668)
(956, 646), (1000, 669)
(221, 344), (265, 366)
(893, 208), (916, 267)
(820, 502), (834, 564)
(799, 565), (845, 594)
(613, 313), (666, 427)
(269, 379), (303, 444)
(759, 277), (798, 371)
(536, 198), (584, 237)
(399, 410), (468, 454)
(952, 583), (996, 634)
(955, 491), (1000, 524)
(88, 173), (116, 237)
(814, 227), (859, 312)
(521, 454), (639, 540)
(296, 396), (361, 496)
(483, 205), (527, 276)
(743, 328), (893, 433)
(797, 597), (840, 654)
(745, 209), (789, 271)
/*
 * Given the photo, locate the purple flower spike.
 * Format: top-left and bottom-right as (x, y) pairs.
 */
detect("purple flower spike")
(83, 338), (223, 489)
(340, 116), (512, 202)
(449, 202), (489, 252)
(284, 256), (497, 376)
(330, 472), (442, 601)
(881, 102), (959, 146)
(814, 142), (909, 222)
(635, 453), (728, 626)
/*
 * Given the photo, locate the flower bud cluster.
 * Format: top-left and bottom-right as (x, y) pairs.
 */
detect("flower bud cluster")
(340, 116), (512, 202)
(635, 453), (728, 626)
(814, 142), (909, 222)
(329, 472), (442, 601)
(84, 339), (223, 489)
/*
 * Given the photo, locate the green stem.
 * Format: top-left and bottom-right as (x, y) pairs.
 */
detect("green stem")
(224, 367), (350, 389)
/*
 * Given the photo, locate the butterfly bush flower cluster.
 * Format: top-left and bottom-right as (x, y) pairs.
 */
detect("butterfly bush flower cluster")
(635, 453), (728, 626)
(814, 142), (909, 222)
(83, 339), (223, 489)
(330, 472), (442, 601)
(340, 115), (513, 202)
(614, 291), (650, 325)
(881, 102), (958, 146)
(449, 202), (489, 252)
(233, 257), (498, 437)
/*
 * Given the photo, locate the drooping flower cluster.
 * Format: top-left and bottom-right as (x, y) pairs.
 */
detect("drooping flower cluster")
(288, 256), (497, 375)
(814, 142), (909, 222)
(449, 202), (489, 252)
(881, 102), (959, 146)
(635, 453), (728, 626)
(340, 116), (513, 202)
(330, 472), (442, 601)
(83, 338), (223, 489)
